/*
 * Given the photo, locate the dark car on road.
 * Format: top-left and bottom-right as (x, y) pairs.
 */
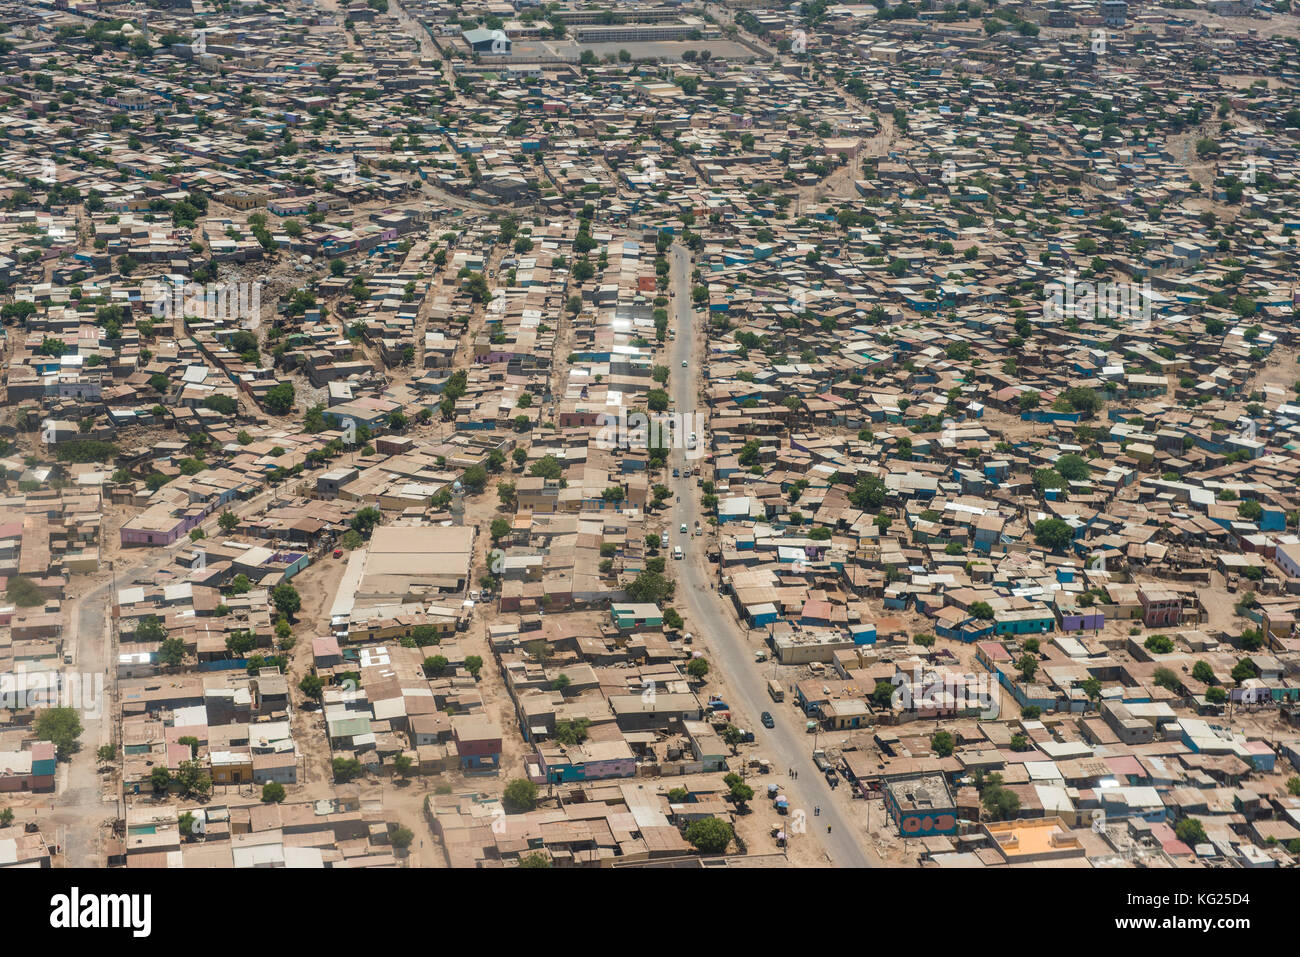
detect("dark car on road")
(760, 711), (775, 728)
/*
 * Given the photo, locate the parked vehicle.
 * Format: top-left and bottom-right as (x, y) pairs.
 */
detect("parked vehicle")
(333, 548), (343, 558)
(767, 680), (784, 702)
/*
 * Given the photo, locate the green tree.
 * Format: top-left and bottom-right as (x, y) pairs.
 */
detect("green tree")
(4, 576), (45, 607)
(175, 759), (212, 798)
(226, 630), (258, 655)
(34, 707), (83, 758)
(1055, 386), (1099, 418)
(333, 757), (363, 783)
(299, 674), (324, 701)
(1144, 634), (1174, 655)
(626, 571), (675, 603)
(685, 817), (733, 854)
(1016, 654), (1038, 683)
(686, 657), (710, 680)
(271, 583), (301, 621)
(151, 765), (172, 794)
(981, 773), (1020, 821)
(264, 381), (295, 415)
(727, 776), (754, 808)
(350, 506), (383, 538)
(872, 680), (896, 709)
(1055, 454), (1090, 481)
(159, 636), (186, 666)
(930, 730), (955, 757)
(1231, 658), (1260, 684)
(1153, 667), (1180, 691)
(262, 781), (287, 803)
(554, 718), (591, 746)
(462, 465), (488, 493)
(848, 473), (886, 511)
(503, 777), (538, 813)
(722, 724), (744, 753)
(1032, 518), (1074, 551)
(410, 624), (442, 647)
(529, 455), (563, 480)
(1174, 817), (1208, 846)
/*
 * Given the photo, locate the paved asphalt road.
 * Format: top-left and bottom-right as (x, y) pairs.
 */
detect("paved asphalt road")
(667, 245), (871, 867)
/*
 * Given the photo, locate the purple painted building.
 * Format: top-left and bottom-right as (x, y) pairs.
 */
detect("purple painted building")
(1058, 607), (1105, 632)
(120, 510), (192, 547)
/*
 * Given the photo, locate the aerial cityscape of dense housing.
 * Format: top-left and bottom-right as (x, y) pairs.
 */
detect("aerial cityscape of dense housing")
(0, 0), (1298, 889)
